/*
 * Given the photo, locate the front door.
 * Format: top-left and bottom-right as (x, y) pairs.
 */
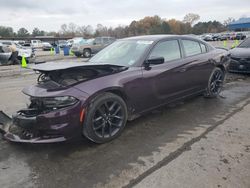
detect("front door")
(138, 39), (193, 112)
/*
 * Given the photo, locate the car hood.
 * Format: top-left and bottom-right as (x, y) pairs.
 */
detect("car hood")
(230, 47), (250, 58)
(29, 61), (127, 72)
(24, 61), (128, 98)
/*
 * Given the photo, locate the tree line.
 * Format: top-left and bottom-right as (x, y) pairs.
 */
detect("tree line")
(0, 14), (234, 39)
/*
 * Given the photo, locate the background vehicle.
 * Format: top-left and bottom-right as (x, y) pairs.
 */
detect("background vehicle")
(42, 42), (52, 51)
(31, 40), (43, 48)
(0, 40), (35, 63)
(71, 37), (116, 58)
(202, 34), (213, 41)
(229, 33), (236, 40)
(218, 33), (230, 41)
(58, 40), (68, 48)
(1, 35), (230, 144)
(235, 33), (246, 40)
(212, 34), (220, 41)
(229, 37), (250, 73)
(14, 40), (25, 45)
(0, 43), (12, 65)
(67, 37), (85, 47)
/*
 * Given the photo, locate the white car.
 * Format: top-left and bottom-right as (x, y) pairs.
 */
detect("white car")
(15, 43), (34, 58)
(0, 40), (35, 61)
(31, 40), (43, 48)
(42, 42), (52, 51)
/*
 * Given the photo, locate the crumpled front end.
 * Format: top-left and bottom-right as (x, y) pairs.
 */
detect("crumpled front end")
(0, 82), (89, 143)
(0, 96), (84, 143)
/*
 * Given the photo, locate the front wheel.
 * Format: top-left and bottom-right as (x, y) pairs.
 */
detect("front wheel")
(83, 93), (128, 143)
(204, 67), (225, 98)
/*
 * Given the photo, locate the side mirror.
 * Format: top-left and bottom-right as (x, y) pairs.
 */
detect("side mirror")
(93, 42), (97, 45)
(144, 57), (164, 70)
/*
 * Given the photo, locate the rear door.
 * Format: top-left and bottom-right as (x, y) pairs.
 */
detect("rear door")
(180, 39), (214, 91)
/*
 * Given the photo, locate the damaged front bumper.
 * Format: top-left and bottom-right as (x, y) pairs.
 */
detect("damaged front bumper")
(0, 101), (83, 143)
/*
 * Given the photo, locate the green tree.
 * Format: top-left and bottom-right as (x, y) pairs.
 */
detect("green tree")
(32, 27), (45, 36)
(0, 26), (14, 37)
(17, 27), (29, 37)
(161, 21), (171, 34)
(192, 21), (226, 34)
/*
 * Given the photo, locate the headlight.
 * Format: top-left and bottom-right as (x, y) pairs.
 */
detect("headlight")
(30, 96), (78, 111)
(42, 96), (78, 109)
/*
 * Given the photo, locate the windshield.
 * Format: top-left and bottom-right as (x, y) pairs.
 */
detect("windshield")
(238, 38), (250, 48)
(73, 39), (88, 45)
(86, 39), (94, 44)
(89, 40), (152, 66)
(14, 43), (22, 48)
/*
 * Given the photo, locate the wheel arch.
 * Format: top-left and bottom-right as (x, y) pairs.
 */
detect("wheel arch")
(85, 87), (133, 116)
(216, 64), (226, 73)
(83, 48), (91, 53)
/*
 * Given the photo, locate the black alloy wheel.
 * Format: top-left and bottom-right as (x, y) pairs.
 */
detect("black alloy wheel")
(83, 93), (127, 143)
(205, 67), (225, 98)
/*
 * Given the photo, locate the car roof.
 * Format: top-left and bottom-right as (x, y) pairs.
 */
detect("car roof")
(122, 35), (199, 42)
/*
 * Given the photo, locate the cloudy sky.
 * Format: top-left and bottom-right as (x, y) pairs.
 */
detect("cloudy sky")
(0, 0), (250, 32)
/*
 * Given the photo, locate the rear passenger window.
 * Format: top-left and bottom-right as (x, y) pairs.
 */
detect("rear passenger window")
(182, 40), (202, 56)
(149, 40), (181, 62)
(200, 43), (207, 53)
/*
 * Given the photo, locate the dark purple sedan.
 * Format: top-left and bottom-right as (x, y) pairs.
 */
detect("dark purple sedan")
(229, 37), (250, 73)
(0, 35), (230, 143)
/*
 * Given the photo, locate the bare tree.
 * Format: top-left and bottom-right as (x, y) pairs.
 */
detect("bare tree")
(223, 17), (235, 27)
(183, 13), (200, 25)
(77, 25), (94, 38)
(68, 23), (77, 36)
(95, 24), (108, 36)
(60, 24), (68, 35)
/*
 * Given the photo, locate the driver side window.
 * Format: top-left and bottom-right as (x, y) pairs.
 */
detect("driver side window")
(149, 40), (181, 62)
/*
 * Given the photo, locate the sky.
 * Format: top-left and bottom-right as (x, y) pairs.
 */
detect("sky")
(0, 0), (250, 32)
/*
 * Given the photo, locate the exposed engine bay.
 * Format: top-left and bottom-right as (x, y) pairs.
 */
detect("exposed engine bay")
(36, 65), (127, 88)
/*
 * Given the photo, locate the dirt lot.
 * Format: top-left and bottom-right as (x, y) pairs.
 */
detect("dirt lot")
(0, 41), (249, 188)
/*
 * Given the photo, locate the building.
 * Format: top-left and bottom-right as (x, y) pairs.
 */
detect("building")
(228, 18), (250, 31)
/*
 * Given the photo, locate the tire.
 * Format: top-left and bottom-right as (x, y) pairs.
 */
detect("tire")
(83, 92), (128, 143)
(204, 67), (225, 98)
(83, 49), (91, 58)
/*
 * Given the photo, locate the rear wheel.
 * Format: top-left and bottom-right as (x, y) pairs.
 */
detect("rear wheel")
(204, 67), (225, 98)
(83, 49), (91, 58)
(83, 93), (128, 143)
